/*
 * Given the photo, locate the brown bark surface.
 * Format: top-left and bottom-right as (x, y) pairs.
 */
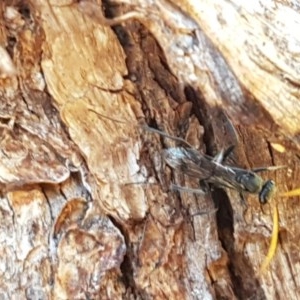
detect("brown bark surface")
(0, 0), (299, 299)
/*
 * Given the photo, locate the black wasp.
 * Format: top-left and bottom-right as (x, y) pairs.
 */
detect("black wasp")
(145, 125), (281, 204)
(163, 145), (281, 204)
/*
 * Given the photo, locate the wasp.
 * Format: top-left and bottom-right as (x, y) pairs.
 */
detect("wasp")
(144, 125), (281, 204)
(87, 109), (281, 204)
(163, 145), (282, 204)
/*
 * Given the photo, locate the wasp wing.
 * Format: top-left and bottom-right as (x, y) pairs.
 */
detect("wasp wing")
(163, 147), (247, 192)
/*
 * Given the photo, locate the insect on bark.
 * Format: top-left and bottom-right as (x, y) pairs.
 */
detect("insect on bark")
(163, 146), (282, 205)
(88, 108), (282, 204)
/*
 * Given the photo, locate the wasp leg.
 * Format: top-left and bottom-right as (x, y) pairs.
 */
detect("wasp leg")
(213, 150), (224, 163)
(190, 207), (218, 217)
(213, 145), (235, 164)
(199, 179), (211, 192)
(170, 184), (206, 195)
(239, 192), (248, 207)
(222, 145), (235, 162)
(143, 126), (193, 148)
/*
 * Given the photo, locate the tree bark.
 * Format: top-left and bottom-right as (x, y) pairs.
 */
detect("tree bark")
(0, 0), (299, 299)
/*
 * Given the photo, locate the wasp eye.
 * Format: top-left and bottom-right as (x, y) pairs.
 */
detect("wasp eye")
(259, 180), (276, 204)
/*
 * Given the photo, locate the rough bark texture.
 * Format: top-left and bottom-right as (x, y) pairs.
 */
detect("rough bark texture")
(0, 0), (299, 299)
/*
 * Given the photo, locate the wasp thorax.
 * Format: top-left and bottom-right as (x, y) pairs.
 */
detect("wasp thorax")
(163, 148), (185, 169)
(237, 173), (263, 194)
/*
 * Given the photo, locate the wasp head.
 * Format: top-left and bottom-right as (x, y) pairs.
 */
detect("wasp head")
(237, 173), (276, 204)
(259, 180), (276, 204)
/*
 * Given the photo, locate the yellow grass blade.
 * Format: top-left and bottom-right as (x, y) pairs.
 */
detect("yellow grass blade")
(258, 186), (300, 275)
(259, 205), (279, 275)
(280, 188), (300, 197)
